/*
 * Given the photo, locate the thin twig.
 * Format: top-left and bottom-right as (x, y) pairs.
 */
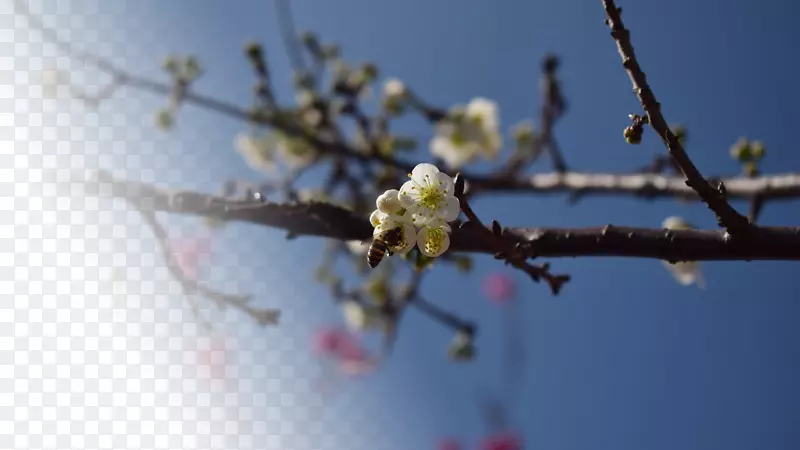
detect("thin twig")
(454, 174), (572, 294)
(601, 0), (751, 234)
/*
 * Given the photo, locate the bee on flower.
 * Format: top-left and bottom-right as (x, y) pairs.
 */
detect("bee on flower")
(366, 163), (459, 268)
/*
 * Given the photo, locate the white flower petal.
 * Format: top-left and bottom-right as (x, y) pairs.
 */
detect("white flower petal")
(441, 196), (461, 222)
(398, 180), (420, 207)
(377, 189), (402, 214)
(466, 97), (499, 131)
(417, 225), (451, 257)
(383, 78), (407, 99)
(342, 300), (371, 332)
(432, 172), (455, 196)
(410, 163), (441, 186)
(663, 261), (705, 289)
(370, 209), (388, 227)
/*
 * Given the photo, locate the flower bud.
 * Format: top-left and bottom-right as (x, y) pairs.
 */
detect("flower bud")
(183, 56), (202, 80)
(361, 62), (379, 81)
(512, 120), (535, 145)
(244, 41), (264, 61)
(155, 109), (174, 131)
(448, 331), (475, 361)
(744, 161), (759, 177)
(321, 44), (340, 59)
(729, 137), (752, 162)
(624, 125), (642, 144)
(750, 140), (765, 161)
(162, 55), (179, 74)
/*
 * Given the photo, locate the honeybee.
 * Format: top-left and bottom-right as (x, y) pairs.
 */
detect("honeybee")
(367, 226), (403, 268)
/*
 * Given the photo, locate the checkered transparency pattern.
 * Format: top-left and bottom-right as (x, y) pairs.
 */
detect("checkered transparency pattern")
(2, 3), (397, 450)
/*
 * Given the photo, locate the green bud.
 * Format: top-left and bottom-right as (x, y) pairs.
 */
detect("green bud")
(512, 121), (536, 145)
(361, 62), (379, 81)
(293, 70), (314, 90)
(162, 55), (179, 74)
(183, 56), (202, 80)
(382, 97), (406, 115)
(744, 161), (759, 177)
(729, 137), (752, 162)
(751, 141), (765, 161)
(154, 109), (174, 131)
(244, 41), (264, 61)
(321, 44), (340, 59)
(300, 31), (319, 48)
(448, 331), (475, 362)
(623, 125), (642, 144)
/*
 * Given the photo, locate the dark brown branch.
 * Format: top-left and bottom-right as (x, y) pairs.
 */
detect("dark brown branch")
(70, 168), (800, 262)
(602, 0), (751, 234)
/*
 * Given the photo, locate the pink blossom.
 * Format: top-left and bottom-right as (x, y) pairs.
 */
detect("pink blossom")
(437, 438), (462, 450)
(313, 326), (378, 376)
(479, 432), (522, 450)
(482, 273), (516, 304)
(168, 231), (214, 280)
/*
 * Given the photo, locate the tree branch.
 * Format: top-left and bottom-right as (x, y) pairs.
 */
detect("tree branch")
(602, 0), (751, 234)
(482, 171), (800, 202)
(70, 169), (800, 262)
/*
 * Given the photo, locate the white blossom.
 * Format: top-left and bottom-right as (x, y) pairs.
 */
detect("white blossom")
(383, 78), (407, 100)
(417, 221), (452, 258)
(398, 163), (460, 225)
(661, 216), (706, 289)
(376, 189), (403, 214)
(235, 132), (276, 174)
(341, 299), (375, 332)
(430, 97), (502, 169)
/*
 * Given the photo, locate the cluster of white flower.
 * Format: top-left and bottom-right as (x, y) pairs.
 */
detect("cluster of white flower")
(430, 97), (503, 170)
(370, 163), (460, 259)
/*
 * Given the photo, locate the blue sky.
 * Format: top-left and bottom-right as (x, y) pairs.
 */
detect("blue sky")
(9, 1), (800, 449)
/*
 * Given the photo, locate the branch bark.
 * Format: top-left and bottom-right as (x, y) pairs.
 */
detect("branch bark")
(602, 0), (751, 234)
(71, 169), (800, 262)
